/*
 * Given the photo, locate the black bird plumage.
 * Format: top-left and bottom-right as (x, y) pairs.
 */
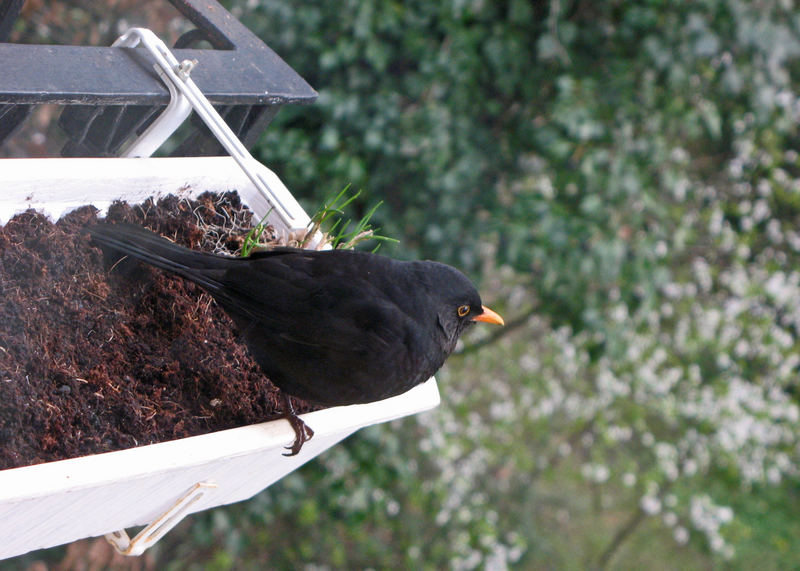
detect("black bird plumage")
(88, 223), (503, 454)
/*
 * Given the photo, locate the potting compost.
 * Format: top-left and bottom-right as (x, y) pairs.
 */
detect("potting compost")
(0, 192), (317, 470)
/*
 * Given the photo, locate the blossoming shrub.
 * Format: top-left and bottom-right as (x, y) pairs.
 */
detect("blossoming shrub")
(147, 0), (800, 567)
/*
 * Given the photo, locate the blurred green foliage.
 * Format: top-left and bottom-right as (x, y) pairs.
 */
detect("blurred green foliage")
(162, 0), (799, 568)
(9, 0), (800, 569)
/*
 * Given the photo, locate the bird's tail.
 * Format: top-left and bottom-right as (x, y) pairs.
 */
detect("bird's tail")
(88, 223), (231, 291)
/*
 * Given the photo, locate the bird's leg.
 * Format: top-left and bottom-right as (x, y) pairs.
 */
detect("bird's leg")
(281, 394), (315, 456)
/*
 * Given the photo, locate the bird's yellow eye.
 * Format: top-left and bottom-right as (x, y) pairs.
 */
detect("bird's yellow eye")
(457, 305), (471, 317)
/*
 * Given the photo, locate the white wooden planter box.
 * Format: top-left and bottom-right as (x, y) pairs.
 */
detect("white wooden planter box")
(0, 157), (440, 559)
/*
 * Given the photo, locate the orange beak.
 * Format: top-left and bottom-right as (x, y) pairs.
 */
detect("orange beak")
(471, 305), (504, 326)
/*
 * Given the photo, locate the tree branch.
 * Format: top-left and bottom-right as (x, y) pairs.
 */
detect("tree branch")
(593, 507), (647, 570)
(593, 481), (674, 570)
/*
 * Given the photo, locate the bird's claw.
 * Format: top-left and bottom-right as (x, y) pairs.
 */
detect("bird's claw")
(281, 395), (315, 456)
(282, 418), (314, 456)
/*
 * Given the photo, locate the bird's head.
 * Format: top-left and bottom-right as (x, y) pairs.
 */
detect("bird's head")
(422, 262), (504, 350)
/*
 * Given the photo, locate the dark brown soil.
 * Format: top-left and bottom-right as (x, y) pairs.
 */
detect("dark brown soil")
(0, 192), (316, 471)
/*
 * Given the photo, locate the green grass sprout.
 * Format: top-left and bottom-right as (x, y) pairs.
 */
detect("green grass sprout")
(240, 210), (272, 257)
(303, 185), (399, 251)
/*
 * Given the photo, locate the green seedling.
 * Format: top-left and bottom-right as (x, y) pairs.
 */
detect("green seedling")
(303, 185), (399, 251)
(240, 211), (272, 257)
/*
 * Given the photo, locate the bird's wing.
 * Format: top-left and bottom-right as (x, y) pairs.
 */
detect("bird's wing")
(206, 259), (410, 354)
(263, 292), (427, 404)
(204, 252), (443, 404)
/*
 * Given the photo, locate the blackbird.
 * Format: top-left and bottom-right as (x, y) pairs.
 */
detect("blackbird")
(88, 223), (503, 454)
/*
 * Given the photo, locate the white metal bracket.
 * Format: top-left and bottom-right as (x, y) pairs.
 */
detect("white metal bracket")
(113, 31), (193, 159)
(105, 481), (218, 556)
(112, 27), (322, 244)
